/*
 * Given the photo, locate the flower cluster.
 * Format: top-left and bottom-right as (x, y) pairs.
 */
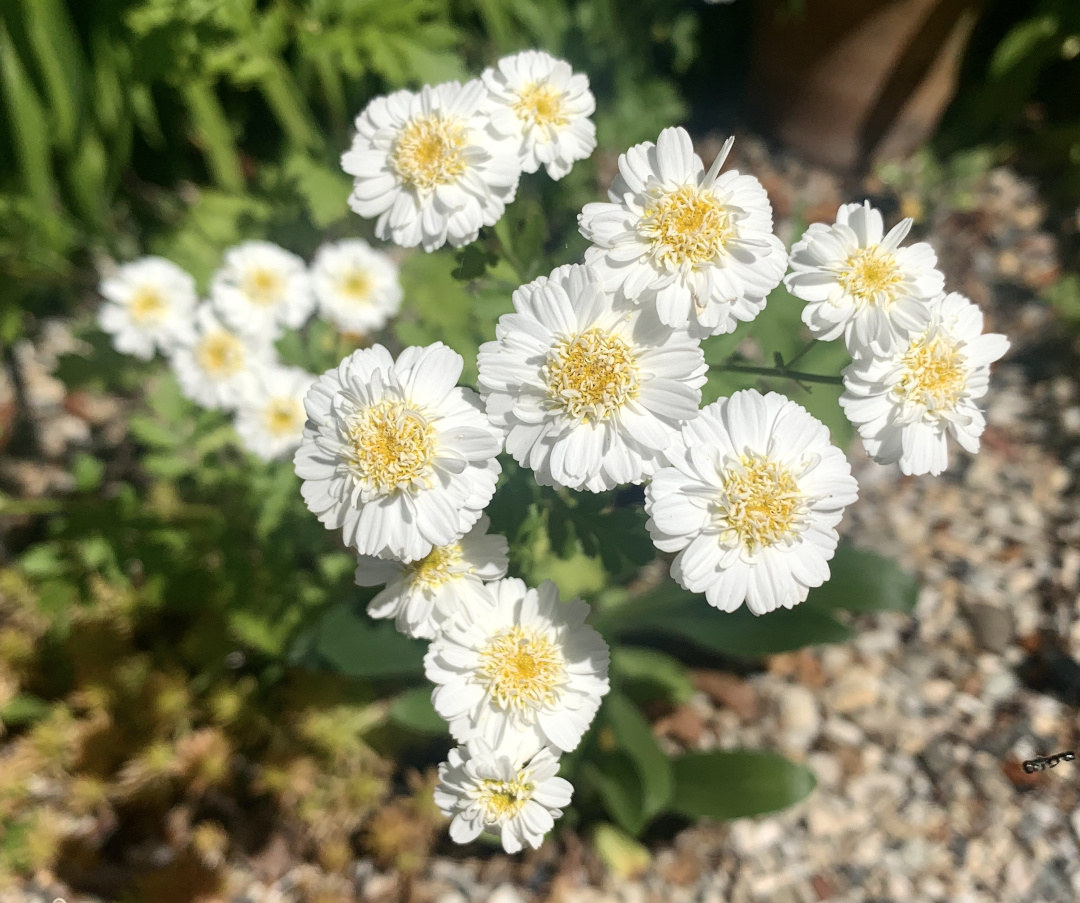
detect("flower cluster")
(291, 338), (610, 852)
(785, 201), (1010, 475)
(97, 239), (402, 462)
(342, 50), (596, 252)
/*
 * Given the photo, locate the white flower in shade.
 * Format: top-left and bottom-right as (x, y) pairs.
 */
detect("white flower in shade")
(578, 127), (787, 338)
(97, 257), (198, 359)
(477, 263), (706, 492)
(785, 200), (945, 354)
(293, 343), (503, 562)
(435, 737), (572, 853)
(170, 305), (273, 411)
(645, 389), (859, 615)
(210, 241), (314, 341)
(840, 291), (1009, 476)
(341, 80), (520, 252)
(355, 515), (509, 639)
(481, 50), (596, 181)
(233, 364), (316, 462)
(425, 577), (610, 752)
(311, 239), (402, 335)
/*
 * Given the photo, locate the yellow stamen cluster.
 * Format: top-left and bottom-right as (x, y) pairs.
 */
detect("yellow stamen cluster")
(717, 453), (806, 552)
(407, 543), (464, 589)
(243, 268), (285, 307)
(197, 332), (246, 378)
(838, 247), (902, 305)
(263, 397), (305, 438)
(129, 287), (169, 323)
(340, 268), (372, 303)
(641, 185), (734, 267)
(545, 329), (638, 422)
(513, 82), (568, 129)
(479, 626), (564, 713)
(347, 400), (436, 493)
(894, 333), (966, 412)
(478, 775), (534, 821)
(391, 114), (468, 192)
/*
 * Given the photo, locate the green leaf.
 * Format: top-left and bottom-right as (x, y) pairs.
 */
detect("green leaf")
(582, 752), (646, 835)
(21, 0), (85, 152)
(0, 19), (57, 204)
(591, 822), (651, 878)
(72, 453), (105, 492)
(804, 544), (918, 614)
(990, 15), (1059, 79)
(0, 693), (50, 728)
(611, 647), (694, 706)
(389, 687), (447, 735)
(307, 600), (426, 678)
(284, 152), (351, 227)
(670, 750), (816, 820)
(604, 583), (853, 658)
(598, 693), (673, 823)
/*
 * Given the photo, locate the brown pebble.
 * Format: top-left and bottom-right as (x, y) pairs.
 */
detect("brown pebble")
(653, 705), (706, 746)
(691, 670), (759, 720)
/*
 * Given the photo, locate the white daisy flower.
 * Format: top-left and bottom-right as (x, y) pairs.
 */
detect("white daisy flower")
(355, 515), (509, 640)
(210, 241), (314, 341)
(578, 127), (787, 338)
(645, 389), (859, 615)
(840, 291), (1009, 476)
(785, 200), (945, 355)
(169, 305), (273, 411)
(293, 343), (503, 562)
(97, 257), (198, 360)
(233, 364), (316, 462)
(477, 263), (706, 492)
(311, 239), (402, 335)
(481, 50), (597, 181)
(434, 737), (572, 853)
(425, 577), (610, 753)
(341, 80), (520, 252)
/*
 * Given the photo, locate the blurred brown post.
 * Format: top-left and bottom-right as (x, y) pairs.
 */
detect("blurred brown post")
(749, 0), (984, 171)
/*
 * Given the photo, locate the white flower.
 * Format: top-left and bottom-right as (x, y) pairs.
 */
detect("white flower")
(341, 81), (520, 252)
(477, 263), (706, 492)
(785, 201), (945, 354)
(233, 364), (316, 462)
(355, 515), (509, 639)
(840, 291), (1009, 476)
(645, 389), (859, 615)
(578, 127), (787, 338)
(170, 305), (273, 411)
(293, 343), (503, 562)
(97, 257), (198, 359)
(311, 239), (402, 335)
(481, 50), (596, 181)
(434, 737), (572, 853)
(425, 577), (610, 752)
(210, 241), (314, 341)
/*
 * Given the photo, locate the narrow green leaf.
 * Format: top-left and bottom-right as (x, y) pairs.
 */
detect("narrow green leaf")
(611, 647), (694, 706)
(0, 19), (56, 203)
(389, 687), (447, 735)
(990, 15), (1059, 79)
(181, 80), (244, 192)
(309, 600), (426, 678)
(670, 750), (816, 820)
(600, 693), (674, 822)
(21, 0), (84, 151)
(804, 544), (918, 614)
(581, 752), (647, 835)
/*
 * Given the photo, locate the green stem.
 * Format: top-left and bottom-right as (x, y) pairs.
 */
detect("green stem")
(714, 362), (844, 386)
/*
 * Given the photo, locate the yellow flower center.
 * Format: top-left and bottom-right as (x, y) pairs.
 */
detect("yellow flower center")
(717, 453), (806, 552)
(407, 543), (463, 589)
(479, 626), (564, 713)
(641, 185), (734, 267)
(478, 776), (534, 821)
(196, 332), (246, 378)
(894, 333), (966, 411)
(129, 287), (169, 323)
(347, 400), (436, 493)
(243, 268), (285, 307)
(391, 114), (468, 192)
(263, 397), (304, 438)
(838, 247), (902, 304)
(513, 83), (568, 128)
(340, 269), (372, 303)
(545, 329), (638, 422)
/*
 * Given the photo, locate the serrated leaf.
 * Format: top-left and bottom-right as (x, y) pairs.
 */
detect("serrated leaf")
(670, 750), (816, 820)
